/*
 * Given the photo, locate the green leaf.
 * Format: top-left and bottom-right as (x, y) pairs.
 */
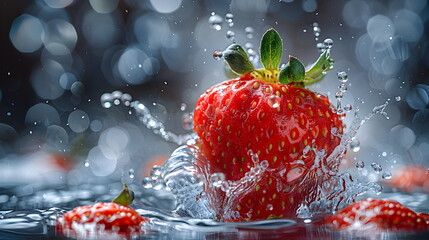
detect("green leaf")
(278, 56), (305, 84)
(224, 63), (240, 78)
(112, 183), (135, 205)
(226, 44), (248, 58)
(223, 49), (255, 75)
(304, 50), (334, 86)
(260, 29), (282, 70)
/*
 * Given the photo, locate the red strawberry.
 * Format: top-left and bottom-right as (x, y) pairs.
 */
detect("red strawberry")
(57, 183), (147, 238)
(327, 198), (429, 231)
(194, 29), (343, 221)
(382, 166), (429, 193)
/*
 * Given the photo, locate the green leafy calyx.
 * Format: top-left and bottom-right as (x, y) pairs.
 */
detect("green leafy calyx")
(112, 183), (135, 205)
(221, 28), (334, 86)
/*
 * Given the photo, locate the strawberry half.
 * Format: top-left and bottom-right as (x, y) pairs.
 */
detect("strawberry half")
(57, 183), (147, 238)
(327, 198), (429, 231)
(194, 29), (343, 221)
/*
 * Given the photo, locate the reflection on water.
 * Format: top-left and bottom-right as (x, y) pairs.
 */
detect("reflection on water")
(0, 181), (429, 239)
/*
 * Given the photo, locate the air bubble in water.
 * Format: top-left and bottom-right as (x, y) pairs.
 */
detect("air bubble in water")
(226, 30), (235, 42)
(356, 161), (364, 169)
(323, 38), (333, 49)
(371, 163), (382, 174)
(337, 71), (348, 83)
(213, 50), (223, 60)
(142, 177), (153, 188)
(208, 13), (223, 31)
(339, 84), (347, 92)
(267, 95), (281, 108)
(129, 168), (135, 179)
(382, 171), (392, 180)
(150, 165), (162, 180)
(395, 96), (401, 102)
(182, 113), (193, 130)
(245, 26), (254, 39)
(350, 138), (360, 152)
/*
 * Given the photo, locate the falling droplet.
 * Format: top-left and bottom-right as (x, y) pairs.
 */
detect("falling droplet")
(129, 168), (135, 179)
(316, 43), (325, 52)
(356, 161), (364, 169)
(225, 13), (234, 27)
(382, 171), (392, 180)
(335, 91), (343, 99)
(213, 50), (223, 60)
(371, 163), (382, 174)
(350, 138), (360, 152)
(344, 104), (353, 112)
(208, 13), (223, 31)
(395, 96), (401, 102)
(226, 30), (235, 42)
(245, 26), (254, 39)
(180, 103), (187, 111)
(337, 71), (348, 83)
(338, 84), (347, 92)
(313, 22), (321, 41)
(323, 38), (333, 49)
(84, 160), (90, 167)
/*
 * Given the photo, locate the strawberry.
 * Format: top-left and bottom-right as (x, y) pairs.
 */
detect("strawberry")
(327, 198), (429, 231)
(57, 183), (147, 238)
(382, 166), (429, 193)
(194, 29), (343, 221)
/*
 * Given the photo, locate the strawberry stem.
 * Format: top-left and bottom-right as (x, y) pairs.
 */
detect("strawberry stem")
(112, 183), (135, 205)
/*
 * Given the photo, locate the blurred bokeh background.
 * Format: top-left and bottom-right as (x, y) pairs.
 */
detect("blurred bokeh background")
(0, 0), (429, 192)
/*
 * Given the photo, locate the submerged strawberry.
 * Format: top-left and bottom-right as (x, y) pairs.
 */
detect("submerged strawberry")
(57, 183), (146, 237)
(327, 198), (429, 231)
(194, 29), (343, 221)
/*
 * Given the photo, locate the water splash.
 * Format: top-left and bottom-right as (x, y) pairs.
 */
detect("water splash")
(101, 91), (196, 146)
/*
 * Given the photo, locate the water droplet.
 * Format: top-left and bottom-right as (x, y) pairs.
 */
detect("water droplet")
(129, 168), (135, 179)
(260, 160), (269, 169)
(100, 93), (113, 108)
(267, 95), (281, 108)
(226, 30), (235, 42)
(339, 84), (347, 92)
(245, 42), (254, 49)
(382, 171), (392, 180)
(267, 204), (273, 211)
(84, 160), (90, 167)
(210, 173), (225, 187)
(323, 38), (333, 49)
(208, 13), (223, 31)
(356, 161), (364, 169)
(316, 42), (325, 52)
(344, 104), (353, 112)
(337, 71), (348, 83)
(121, 93), (132, 106)
(225, 13), (234, 27)
(180, 103), (187, 111)
(381, 152), (387, 157)
(395, 96), (401, 102)
(182, 113), (194, 130)
(371, 183), (383, 195)
(142, 177), (153, 188)
(213, 50), (223, 60)
(335, 91), (343, 99)
(150, 165), (162, 180)
(350, 138), (360, 152)
(371, 163), (382, 174)
(245, 26), (254, 39)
